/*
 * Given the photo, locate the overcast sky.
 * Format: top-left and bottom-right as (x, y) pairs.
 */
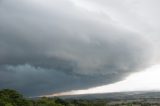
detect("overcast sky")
(0, 0), (160, 96)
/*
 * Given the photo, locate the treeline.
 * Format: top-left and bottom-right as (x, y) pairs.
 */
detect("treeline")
(0, 89), (160, 106)
(0, 89), (107, 106)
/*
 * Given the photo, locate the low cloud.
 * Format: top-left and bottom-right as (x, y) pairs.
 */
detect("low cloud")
(0, 0), (158, 96)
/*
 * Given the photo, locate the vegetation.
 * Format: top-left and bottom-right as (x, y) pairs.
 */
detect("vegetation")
(0, 89), (160, 106)
(0, 89), (30, 106)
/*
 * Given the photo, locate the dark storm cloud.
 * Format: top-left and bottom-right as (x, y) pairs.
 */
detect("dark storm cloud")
(0, 64), (121, 96)
(0, 0), (157, 96)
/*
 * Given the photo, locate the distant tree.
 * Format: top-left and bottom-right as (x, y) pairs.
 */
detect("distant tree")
(54, 97), (68, 105)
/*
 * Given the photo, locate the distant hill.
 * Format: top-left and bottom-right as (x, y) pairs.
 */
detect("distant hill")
(60, 91), (160, 100)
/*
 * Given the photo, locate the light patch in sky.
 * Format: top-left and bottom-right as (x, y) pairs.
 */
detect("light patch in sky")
(70, 0), (100, 12)
(44, 64), (160, 97)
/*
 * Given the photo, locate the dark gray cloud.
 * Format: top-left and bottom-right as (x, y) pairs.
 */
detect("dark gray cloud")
(0, 0), (158, 96)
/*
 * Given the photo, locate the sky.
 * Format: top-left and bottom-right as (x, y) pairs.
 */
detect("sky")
(46, 64), (160, 97)
(0, 0), (160, 97)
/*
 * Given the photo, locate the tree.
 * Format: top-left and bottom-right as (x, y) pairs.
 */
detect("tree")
(0, 89), (29, 106)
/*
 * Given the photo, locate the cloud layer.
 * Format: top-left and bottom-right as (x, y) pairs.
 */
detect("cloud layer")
(0, 0), (159, 96)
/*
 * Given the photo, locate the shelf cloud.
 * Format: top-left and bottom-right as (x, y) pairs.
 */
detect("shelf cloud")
(0, 0), (159, 96)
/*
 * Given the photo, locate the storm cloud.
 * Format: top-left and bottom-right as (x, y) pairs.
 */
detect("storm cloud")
(0, 0), (159, 96)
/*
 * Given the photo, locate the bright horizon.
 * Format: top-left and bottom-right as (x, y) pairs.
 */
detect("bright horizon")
(44, 64), (160, 97)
